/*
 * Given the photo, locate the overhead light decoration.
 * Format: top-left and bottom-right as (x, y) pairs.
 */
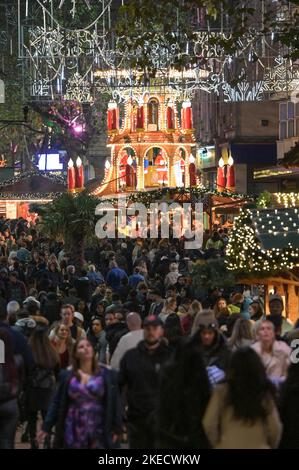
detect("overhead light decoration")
(18, 3), (299, 103)
(189, 154), (195, 164)
(105, 159), (111, 170)
(127, 155), (133, 166)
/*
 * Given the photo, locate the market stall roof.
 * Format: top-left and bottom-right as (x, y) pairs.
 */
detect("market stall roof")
(0, 171), (66, 200)
(252, 207), (299, 250)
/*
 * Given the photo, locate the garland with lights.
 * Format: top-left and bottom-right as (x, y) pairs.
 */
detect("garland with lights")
(0, 170), (66, 200)
(225, 209), (299, 277)
(98, 186), (252, 207)
(0, 170), (66, 189)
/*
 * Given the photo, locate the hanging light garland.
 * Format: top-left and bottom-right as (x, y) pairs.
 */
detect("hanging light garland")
(225, 209), (299, 276)
(274, 192), (299, 208)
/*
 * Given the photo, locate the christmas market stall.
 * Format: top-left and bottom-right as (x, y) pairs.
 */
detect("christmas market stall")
(226, 207), (299, 322)
(0, 171), (66, 220)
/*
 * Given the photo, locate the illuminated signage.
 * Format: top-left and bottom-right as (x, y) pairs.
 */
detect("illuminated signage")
(37, 153), (64, 171)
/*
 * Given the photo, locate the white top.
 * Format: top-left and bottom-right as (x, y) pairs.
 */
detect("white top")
(110, 329), (144, 370)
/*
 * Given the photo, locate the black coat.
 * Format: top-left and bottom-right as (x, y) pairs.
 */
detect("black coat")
(279, 368), (299, 449)
(41, 293), (61, 326)
(42, 367), (122, 449)
(119, 340), (170, 420)
(195, 330), (231, 371)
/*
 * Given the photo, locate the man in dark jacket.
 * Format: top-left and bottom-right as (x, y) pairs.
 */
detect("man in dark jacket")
(119, 315), (170, 449)
(105, 312), (127, 358)
(0, 308), (34, 372)
(6, 271), (27, 304)
(191, 310), (230, 371)
(41, 290), (62, 326)
(90, 282), (107, 315)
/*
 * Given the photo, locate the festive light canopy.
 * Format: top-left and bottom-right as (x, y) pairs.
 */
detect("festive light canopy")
(226, 208), (299, 277)
(14, 1), (299, 103)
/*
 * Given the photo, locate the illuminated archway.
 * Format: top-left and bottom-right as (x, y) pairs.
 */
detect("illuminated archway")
(118, 147), (137, 190)
(144, 147), (168, 188)
(148, 98), (159, 129)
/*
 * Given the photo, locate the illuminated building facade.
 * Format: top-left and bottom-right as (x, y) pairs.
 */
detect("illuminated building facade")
(92, 92), (199, 196)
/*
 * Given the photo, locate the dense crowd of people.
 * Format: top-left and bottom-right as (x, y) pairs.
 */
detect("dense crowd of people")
(0, 216), (299, 449)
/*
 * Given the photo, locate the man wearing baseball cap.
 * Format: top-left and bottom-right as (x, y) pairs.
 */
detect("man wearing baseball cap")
(119, 315), (170, 449)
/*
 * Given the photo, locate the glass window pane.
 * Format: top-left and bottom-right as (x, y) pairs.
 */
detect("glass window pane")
(280, 103), (287, 120)
(288, 101), (294, 118)
(280, 121), (287, 140)
(288, 120), (294, 138)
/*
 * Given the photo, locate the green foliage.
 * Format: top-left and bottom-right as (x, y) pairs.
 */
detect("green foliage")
(0, 53), (43, 163)
(256, 191), (272, 209)
(191, 258), (236, 290)
(36, 191), (99, 268)
(113, 0), (297, 71)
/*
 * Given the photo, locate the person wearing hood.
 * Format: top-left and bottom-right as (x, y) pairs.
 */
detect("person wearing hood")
(74, 269), (92, 303)
(191, 310), (230, 371)
(240, 296), (253, 320)
(40, 289), (62, 326)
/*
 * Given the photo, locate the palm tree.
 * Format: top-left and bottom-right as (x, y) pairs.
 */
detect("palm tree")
(37, 191), (99, 269)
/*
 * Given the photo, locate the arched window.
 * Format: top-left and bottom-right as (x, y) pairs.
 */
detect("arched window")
(148, 98), (159, 128)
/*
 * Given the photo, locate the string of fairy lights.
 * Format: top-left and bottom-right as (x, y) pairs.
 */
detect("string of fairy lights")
(96, 186), (251, 207)
(226, 209), (299, 275)
(274, 193), (299, 208)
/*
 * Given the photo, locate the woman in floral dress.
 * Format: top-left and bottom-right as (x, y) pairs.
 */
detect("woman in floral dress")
(39, 338), (122, 449)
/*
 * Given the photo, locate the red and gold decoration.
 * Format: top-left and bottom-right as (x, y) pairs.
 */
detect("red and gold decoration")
(93, 92), (198, 196)
(226, 155), (236, 191)
(68, 157), (84, 191)
(217, 157), (226, 192)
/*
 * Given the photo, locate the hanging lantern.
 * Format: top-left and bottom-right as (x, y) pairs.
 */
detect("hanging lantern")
(105, 159), (111, 170)
(127, 155), (133, 166)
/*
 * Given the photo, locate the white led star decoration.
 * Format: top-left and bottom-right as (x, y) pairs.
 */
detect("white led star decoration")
(58, 0), (91, 18)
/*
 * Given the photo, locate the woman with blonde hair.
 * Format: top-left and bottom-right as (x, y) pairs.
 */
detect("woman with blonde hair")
(164, 263), (180, 289)
(180, 299), (202, 336)
(228, 318), (254, 352)
(50, 323), (74, 369)
(159, 297), (177, 323)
